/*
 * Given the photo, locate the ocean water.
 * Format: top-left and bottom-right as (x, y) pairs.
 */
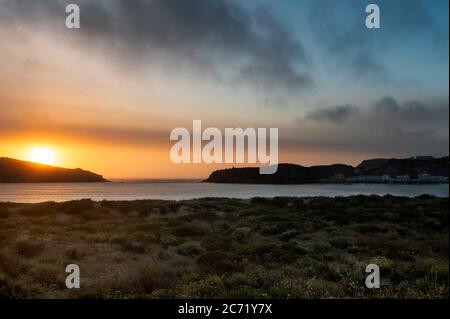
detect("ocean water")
(0, 182), (448, 203)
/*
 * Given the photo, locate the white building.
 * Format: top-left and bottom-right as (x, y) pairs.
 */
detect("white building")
(396, 175), (410, 182)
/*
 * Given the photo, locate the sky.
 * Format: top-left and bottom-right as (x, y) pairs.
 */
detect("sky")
(0, 0), (448, 178)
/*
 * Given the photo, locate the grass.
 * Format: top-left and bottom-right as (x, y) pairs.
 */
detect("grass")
(0, 195), (447, 298)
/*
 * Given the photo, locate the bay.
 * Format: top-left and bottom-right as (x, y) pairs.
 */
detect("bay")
(0, 182), (448, 203)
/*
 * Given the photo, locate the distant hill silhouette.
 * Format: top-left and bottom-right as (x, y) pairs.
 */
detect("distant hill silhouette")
(205, 163), (355, 184)
(0, 157), (107, 183)
(355, 157), (449, 177)
(205, 156), (449, 184)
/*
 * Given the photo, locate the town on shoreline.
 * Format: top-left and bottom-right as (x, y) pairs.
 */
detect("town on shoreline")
(205, 156), (449, 185)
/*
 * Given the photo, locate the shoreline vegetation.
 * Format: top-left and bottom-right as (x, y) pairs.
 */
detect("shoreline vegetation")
(0, 195), (448, 299)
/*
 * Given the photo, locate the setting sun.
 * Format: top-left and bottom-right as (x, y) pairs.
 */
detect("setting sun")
(26, 147), (58, 166)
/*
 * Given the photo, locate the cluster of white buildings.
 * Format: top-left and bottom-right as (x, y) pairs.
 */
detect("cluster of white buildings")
(345, 174), (448, 183)
(416, 173), (449, 183)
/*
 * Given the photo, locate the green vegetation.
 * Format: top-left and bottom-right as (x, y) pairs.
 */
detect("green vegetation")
(0, 195), (448, 299)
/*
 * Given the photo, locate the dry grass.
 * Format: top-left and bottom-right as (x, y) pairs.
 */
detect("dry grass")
(0, 196), (448, 299)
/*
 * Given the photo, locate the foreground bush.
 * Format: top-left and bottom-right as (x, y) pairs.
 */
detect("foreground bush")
(0, 196), (447, 298)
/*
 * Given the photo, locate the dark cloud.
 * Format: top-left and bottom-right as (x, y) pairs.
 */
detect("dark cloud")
(296, 96), (449, 156)
(375, 96), (400, 113)
(0, 0), (312, 93)
(305, 104), (359, 122)
(303, 96), (448, 126)
(280, 128), (448, 157)
(383, 126), (435, 139)
(374, 96), (444, 122)
(308, 1), (388, 81)
(308, 0), (448, 83)
(261, 96), (289, 109)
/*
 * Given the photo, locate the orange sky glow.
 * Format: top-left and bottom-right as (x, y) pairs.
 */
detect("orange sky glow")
(1, 1), (447, 179)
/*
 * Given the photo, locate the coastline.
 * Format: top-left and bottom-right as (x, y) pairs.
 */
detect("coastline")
(0, 182), (448, 203)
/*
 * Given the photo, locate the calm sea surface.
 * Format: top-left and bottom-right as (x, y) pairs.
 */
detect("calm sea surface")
(0, 182), (448, 203)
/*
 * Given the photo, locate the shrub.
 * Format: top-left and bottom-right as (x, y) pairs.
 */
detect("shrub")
(312, 240), (332, 254)
(223, 272), (248, 288)
(172, 225), (207, 237)
(213, 221), (232, 234)
(279, 229), (300, 242)
(368, 256), (395, 277)
(201, 235), (231, 251)
(330, 236), (351, 249)
(177, 241), (205, 256)
(111, 237), (146, 254)
(239, 243), (306, 264)
(0, 253), (26, 277)
(352, 224), (386, 234)
(59, 199), (95, 215)
(0, 196), (447, 298)
(65, 248), (83, 260)
(31, 264), (61, 287)
(134, 263), (178, 294)
(0, 276), (29, 298)
(233, 227), (252, 241)
(271, 197), (290, 208)
(250, 197), (271, 205)
(0, 208), (8, 219)
(182, 275), (224, 298)
(415, 257), (449, 281)
(276, 244), (308, 263)
(386, 229), (399, 240)
(197, 251), (241, 274)
(18, 202), (57, 216)
(15, 240), (45, 257)
(294, 257), (328, 277)
(80, 208), (109, 221)
(260, 225), (281, 236)
(166, 202), (181, 213)
(423, 218), (442, 230)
